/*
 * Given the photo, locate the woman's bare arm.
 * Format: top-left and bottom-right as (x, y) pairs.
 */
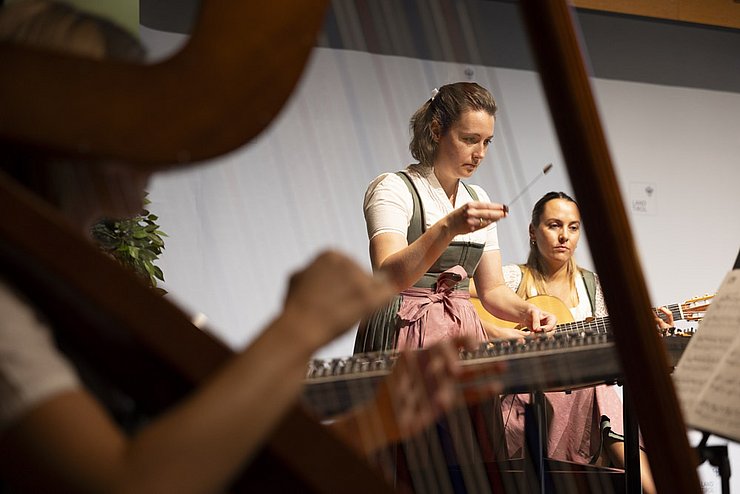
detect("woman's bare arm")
(473, 251), (556, 336)
(370, 202), (506, 291)
(0, 251), (393, 494)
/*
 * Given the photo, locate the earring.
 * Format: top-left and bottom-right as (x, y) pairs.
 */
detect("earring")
(530, 239), (536, 247)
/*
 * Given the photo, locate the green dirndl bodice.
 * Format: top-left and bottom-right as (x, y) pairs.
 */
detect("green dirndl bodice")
(353, 172), (485, 354)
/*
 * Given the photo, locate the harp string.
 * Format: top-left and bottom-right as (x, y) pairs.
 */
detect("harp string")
(5, 0), (696, 490)
(304, 329), (696, 491)
(0, 0), (688, 492)
(305, 347), (506, 492)
(318, 2), (525, 490)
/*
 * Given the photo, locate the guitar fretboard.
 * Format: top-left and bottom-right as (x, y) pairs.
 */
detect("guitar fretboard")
(553, 302), (683, 336)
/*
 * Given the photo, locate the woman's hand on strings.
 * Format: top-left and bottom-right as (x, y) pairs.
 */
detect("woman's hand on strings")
(654, 306), (675, 336)
(479, 317), (529, 342)
(493, 326), (532, 342)
(374, 338), (502, 445)
(521, 304), (557, 334)
(447, 201), (508, 235)
(380, 339), (466, 441)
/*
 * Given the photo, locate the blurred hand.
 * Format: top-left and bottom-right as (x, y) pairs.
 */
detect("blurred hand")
(327, 338), (506, 455)
(283, 251), (394, 349)
(371, 337), (503, 444)
(654, 306), (675, 336)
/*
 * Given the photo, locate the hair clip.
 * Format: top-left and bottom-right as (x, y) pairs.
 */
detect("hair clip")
(430, 87), (439, 101)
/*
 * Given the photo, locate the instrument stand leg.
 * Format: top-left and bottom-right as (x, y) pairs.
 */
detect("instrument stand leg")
(623, 385), (641, 493)
(524, 391), (552, 494)
(696, 432), (732, 494)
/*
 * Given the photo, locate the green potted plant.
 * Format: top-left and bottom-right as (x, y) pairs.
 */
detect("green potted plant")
(91, 195), (167, 294)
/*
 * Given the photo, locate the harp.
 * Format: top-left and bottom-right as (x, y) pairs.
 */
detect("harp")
(0, 0), (702, 492)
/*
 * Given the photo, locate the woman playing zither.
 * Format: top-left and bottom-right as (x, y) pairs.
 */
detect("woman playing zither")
(355, 82), (556, 355)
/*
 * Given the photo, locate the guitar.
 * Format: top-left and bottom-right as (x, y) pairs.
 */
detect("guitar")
(471, 293), (713, 333)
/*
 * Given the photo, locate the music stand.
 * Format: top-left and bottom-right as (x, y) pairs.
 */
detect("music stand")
(691, 246), (739, 494)
(695, 432), (731, 494)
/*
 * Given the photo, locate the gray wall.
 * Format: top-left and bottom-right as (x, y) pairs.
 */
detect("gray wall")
(141, 0), (740, 94)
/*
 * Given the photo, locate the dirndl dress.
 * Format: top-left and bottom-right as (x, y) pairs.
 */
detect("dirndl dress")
(354, 173), (508, 488)
(353, 172), (488, 354)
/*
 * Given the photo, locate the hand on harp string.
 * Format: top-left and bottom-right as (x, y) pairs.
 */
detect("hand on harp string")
(326, 337), (504, 456)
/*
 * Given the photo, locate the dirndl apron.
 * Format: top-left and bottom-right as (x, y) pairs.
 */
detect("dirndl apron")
(354, 172), (488, 354)
(354, 173), (508, 488)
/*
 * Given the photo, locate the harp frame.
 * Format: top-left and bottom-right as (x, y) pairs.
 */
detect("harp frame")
(0, 0), (702, 492)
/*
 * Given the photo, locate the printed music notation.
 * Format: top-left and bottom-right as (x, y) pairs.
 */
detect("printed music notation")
(673, 269), (740, 442)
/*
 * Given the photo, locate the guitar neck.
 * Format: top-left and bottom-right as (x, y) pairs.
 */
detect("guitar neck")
(554, 316), (611, 336)
(656, 303), (682, 323)
(554, 301), (686, 336)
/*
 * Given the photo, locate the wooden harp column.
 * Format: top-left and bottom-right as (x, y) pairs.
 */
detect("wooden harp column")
(518, 1), (701, 492)
(0, 1), (329, 166)
(0, 0), (393, 492)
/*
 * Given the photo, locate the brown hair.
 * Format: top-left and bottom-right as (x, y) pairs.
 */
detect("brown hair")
(518, 191), (581, 304)
(0, 0), (146, 199)
(409, 82), (497, 168)
(0, 0), (145, 61)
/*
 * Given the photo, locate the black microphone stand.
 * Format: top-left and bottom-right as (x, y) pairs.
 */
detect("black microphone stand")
(695, 432), (731, 494)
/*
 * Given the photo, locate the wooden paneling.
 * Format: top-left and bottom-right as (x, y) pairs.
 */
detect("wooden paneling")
(678, 0), (740, 29)
(572, 0), (678, 19)
(573, 0), (740, 29)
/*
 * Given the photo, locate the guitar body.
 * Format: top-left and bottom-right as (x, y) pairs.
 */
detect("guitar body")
(472, 294), (574, 329)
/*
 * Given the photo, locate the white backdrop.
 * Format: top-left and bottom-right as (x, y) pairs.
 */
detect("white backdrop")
(143, 32), (740, 493)
(147, 46), (740, 354)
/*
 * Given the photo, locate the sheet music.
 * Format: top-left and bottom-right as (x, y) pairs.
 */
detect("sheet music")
(673, 269), (740, 441)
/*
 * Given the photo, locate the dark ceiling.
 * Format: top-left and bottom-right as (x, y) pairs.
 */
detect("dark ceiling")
(140, 0), (740, 94)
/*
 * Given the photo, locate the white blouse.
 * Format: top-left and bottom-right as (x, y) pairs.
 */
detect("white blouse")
(502, 264), (606, 321)
(0, 280), (80, 431)
(363, 166), (500, 251)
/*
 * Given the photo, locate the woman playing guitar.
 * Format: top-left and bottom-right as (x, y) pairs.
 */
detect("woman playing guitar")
(472, 191), (669, 494)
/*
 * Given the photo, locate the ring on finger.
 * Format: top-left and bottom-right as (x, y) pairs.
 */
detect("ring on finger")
(479, 217), (484, 226)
